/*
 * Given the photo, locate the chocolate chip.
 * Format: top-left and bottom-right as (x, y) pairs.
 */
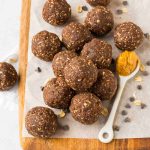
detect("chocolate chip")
(125, 103), (131, 109)
(144, 33), (150, 39)
(40, 86), (44, 91)
(60, 125), (70, 131)
(36, 67), (42, 73)
(146, 61), (150, 66)
(82, 6), (88, 11)
(129, 97), (135, 102)
(141, 103), (147, 109)
(124, 117), (131, 123)
(121, 110), (128, 116)
(122, 1), (128, 6)
(137, 85), (142, 90)
(63, 108), (70, 113)
(116, 9), (123, 15)
(142, 71), (149, 76)
(113, 125), (120, 131)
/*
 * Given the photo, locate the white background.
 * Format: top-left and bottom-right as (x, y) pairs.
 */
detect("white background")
(0, 0), (21, 149)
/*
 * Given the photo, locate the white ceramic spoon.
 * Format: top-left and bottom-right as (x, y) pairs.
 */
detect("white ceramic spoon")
(98, 62), (140, 143)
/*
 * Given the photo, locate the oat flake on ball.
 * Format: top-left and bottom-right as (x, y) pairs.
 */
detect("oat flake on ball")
(85, 6), (114, 36)
(64, 57), (98, 92)
(86, 0), (110, 7)
(25, 107), (58, 138)
(0, 62), (18, 91)
(32, 31), (62, 61)
(42, 0), (71, 26)
(52, 50), (77, 77)
(43, 77), (75, 109)
(81, 38), (112, 69)
(62, 22), (93, 51)
(92, 69), (117, 101)
(70, 92), (104, 125)
(114, 22), (144, 50)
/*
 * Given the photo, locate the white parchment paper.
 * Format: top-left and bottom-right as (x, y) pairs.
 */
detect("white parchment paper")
(23, 0), (150, 139)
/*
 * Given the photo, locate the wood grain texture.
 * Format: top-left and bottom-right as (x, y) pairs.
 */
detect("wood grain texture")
(19, 0), (150, 149)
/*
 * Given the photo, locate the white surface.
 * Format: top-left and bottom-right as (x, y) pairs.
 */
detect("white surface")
(23, 0), (150, 139)
(0, 0), (21, 150)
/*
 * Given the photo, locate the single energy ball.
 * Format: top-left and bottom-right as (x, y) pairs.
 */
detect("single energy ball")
(81, 38), (112, 69)
(52, 50), (77, 77)
(92, 69), (117, 101)
(0, 62), (18, 91)
(25, 107), (58, 138)
(114, 22), (144, 50)
(62, 22), (93, 51)
(86, 0), (110, 7)
(32, 31), (62, 61)
(43, 77), (75, 109)
(64, 57), (98, 91)
(42, 0), (71, 26)
(70, 92), (104, 125)
(85, 6), (114, 36)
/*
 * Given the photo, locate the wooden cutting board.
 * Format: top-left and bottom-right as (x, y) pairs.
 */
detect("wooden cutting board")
(18, 0), (150, 149)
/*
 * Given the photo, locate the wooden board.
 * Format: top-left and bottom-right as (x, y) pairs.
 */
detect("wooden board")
(19, 0), (150, 149)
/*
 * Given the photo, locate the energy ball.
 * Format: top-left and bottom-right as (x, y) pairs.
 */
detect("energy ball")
(92, 69), (117, 101)
(64, 57), (98, 91)
(81, 38), (112, 69)
(25, 107), (58, 138)
(0, 62), (18, 91)
(42, 0), (71, 26)
(62, 22), (93, 51)
(43, 77), (74, 109)
(32, 30), (61, 61)
(70, 92), (104, 125)
(114, 22), (144, 50)
(85, 6), (114, 36)
(52, 50), (77, 77)
(86, 0), (110, 7)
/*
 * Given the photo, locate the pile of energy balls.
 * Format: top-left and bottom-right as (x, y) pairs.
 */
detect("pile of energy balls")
(0, 0), (144, 138)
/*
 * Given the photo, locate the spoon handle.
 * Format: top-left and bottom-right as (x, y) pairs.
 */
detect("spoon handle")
(98, 78), (127, 143)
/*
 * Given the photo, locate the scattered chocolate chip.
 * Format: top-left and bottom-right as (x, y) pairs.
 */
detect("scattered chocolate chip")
(121, 110), (128, 116)
(137, 85), (142, 90)
(122, 1), (128, 6)
(124, 117), (131, 123)
(35, 67), (42, 73)
(125, 103), (131, 109)
(129, 97), (135, 102)
(116, 9), (123, 15)
(146, 61), (150, 66)
(142, 71), (149, 76)
(40, 86), (44, 91)
(141, 103), (147, 109)
(59, 124), (69, 131)
(113, 125), (120, 131)
(63, 108), (70, 113)
(82, 6), (88, 11)
(144, 33), (150, 39)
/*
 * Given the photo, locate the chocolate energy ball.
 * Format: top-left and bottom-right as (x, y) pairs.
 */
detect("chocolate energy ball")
(92, 69), (117, 101)
(70, 92), (104, 125)
(114, 22), (144, 50)
(42, 0), (71, 26)
(43, 77), (74, 109)
(52, 50), (77, 77)
(32, 30), (61, 61)
(62, 22), (93, 51)
(86, 0), (110, 7)
(0, 62), (18, 91)
(85, 6), (114, 36)
(81, 38), (112, 69)
(25, 107), (58, 138)
(64, 57), (98, 91)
